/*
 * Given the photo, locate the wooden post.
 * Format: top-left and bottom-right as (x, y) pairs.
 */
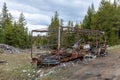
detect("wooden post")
(57, 26), (61, 59)
(31, 31), (33, 58)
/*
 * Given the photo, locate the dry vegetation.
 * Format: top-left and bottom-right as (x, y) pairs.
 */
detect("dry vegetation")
(0, 53), (32, 80)
(0, 47), (120, 80)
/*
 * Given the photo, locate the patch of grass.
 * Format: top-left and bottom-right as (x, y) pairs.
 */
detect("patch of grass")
(0, 64), (36, 80)
(108, 45), (120, 50)
(0, 49), (4, 54)
(0, 53), (36, 80)
(40, 67), (74, 80)
(41, 74), (59, 80)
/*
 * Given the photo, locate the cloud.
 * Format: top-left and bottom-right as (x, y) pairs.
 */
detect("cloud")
(0, 0), (103, 31)
(27, 23), (48, 31)
(26, 23), (48, 36)
(24, 13), (51, 25)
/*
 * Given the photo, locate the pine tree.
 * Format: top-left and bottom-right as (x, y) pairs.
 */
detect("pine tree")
(60, 20), (75, 48)
(3, 12), (13, 45)
(0, 3), (30, 48)
(68, 20), (73, 27)
(48, 11), (60, 49)
(0, 13), (4, 43)
(81, 3), (95, 29)
(91, 0), (120, 45)
(18, 13), (26, 27)
(17, 13), (29, 48)
(0, 3), (9, 43)
(12, 21), (19, 47)
(0, 3), (14, 44)
(1, 2), (9, 29)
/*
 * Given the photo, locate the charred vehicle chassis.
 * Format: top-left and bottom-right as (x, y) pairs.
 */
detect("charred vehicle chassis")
(30, 26), (108, 67)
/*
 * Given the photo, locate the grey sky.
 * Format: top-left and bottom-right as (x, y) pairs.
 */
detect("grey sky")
(0, 0), (104, 31)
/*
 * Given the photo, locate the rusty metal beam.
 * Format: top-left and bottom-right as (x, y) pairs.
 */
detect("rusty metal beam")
(31, 31), (33, 58)
(32, 29), (58, 32)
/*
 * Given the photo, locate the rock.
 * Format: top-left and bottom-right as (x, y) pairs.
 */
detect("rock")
(37, 69), (41, 73)
(0, 44), (20, 53)
(22, 70), (27, 73)
(27, 73), (30, 76)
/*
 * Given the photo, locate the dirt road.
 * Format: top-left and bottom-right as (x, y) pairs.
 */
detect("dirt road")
(41, 48), (120, 80)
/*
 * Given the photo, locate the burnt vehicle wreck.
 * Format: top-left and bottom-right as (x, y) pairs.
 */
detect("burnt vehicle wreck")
(30, 26), (108, 67)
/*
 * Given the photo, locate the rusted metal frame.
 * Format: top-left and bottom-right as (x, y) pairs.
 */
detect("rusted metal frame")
(30, 28), (105, 59)
(32, 29), (57, 32)
(31, 31), (33, 58)
(31, 28), (60, 59)
(57, 26), (61, 60)
(76, 30), (103, 36)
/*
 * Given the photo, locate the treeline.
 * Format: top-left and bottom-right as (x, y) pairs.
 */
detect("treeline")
(0, 0), (120, 49)
(81, 0), (120, 45)
(0, 3), (30, 48)
(48, 11), (77, 49)
(46, 0), (120, 49)
(35, 11), (77, 49)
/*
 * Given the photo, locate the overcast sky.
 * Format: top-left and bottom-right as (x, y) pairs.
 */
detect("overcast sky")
(0, 0), (112, 31)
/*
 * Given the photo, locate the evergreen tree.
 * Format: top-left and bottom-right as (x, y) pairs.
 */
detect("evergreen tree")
(81, 3), (95, 29)
(0, 13), (4, 43)
(91, 0), (120, 45)
(1, 7), (14, 45)
(48, 11), (60, 49)
(17, 13), (29, 48)
(1, 2), (9, 29)
(0, 3), (30, 48)
(4, 18), (14, 45)
(68, 20), (73, 27)
(0, 2), (9, 43)
(12, 21), (19, 47)
(61, 20), (75, 48)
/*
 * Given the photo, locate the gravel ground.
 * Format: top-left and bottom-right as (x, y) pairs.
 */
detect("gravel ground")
(41, 48), (120, 80)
